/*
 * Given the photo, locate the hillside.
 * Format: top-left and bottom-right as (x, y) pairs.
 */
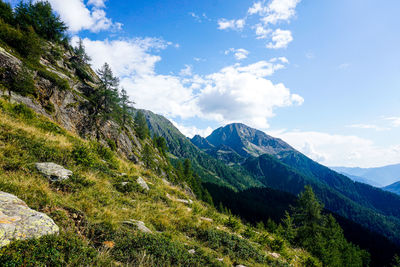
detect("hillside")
(384, 181), (400, 195)
(0, 1), (390, 266)
(191, 124), (400, 250)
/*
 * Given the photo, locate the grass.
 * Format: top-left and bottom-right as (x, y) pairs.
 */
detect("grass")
(0, 99), (315, 266)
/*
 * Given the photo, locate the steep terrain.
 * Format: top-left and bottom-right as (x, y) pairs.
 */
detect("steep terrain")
(192, 124), (400, 246)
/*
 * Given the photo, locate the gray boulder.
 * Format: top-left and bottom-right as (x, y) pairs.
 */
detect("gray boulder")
(123, 219), (152, 233)
(35, 162), (72, 182)
(0, 191), (59, 247)
(136, 177), (149, 191)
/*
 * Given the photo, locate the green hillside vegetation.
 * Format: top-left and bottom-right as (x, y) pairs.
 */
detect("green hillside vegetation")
(0, 1), (385, 266)
(0, 99), (313, 266)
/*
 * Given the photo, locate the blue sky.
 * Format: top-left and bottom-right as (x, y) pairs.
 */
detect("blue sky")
(11, 0), (400, 167)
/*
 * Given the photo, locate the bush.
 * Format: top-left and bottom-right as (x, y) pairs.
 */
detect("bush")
(72, 143), (95, 167)
(0, 232), (100, 266)
(53, 173), (95, 193)
(37, 68), (69, 91)
(224, 216), (241, 232)
(112, 232), (220, 266)
(9, 66), (36, 96)
(195, 228), (267, 263)
(10, 103), (36, 120)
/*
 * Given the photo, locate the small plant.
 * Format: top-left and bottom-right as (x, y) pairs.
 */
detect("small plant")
(72, 143), (95, 167)
(224, 216), (241, 232)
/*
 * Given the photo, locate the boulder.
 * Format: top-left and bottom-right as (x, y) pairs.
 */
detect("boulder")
(123, 219), (152, 233)
(0, 191), (59, 247)
(188, 249), (196, 254)
(35, 162), (73, 182)
(136, 177), (149, 191)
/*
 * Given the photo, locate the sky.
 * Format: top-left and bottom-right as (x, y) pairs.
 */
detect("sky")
(9, 0), (400, 168)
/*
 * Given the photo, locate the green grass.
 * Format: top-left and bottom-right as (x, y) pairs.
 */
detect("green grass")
(0, 99), (314, 266)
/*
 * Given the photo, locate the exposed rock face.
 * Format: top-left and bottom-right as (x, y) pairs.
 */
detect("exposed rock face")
(35, 162), (73, 182)
(0, 191), (59, 247)
(136, 177), (149, 191)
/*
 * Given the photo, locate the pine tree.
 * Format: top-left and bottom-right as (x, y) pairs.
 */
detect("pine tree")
(88, 63), (120, 139)
(74, 38), (91, 64)
(134, 111), (149, 140)
(142, 144), (153, 169)
(119, 88), (135, 128)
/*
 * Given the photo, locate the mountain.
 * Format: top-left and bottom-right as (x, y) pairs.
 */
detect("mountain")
(331, 171), (382, 187)
(139, 110), (263, 190)
(206, 123), (294, 158)
(192, 123), (400, 246)
(383, 181), (400, 195)
(331, 164), (400, 187)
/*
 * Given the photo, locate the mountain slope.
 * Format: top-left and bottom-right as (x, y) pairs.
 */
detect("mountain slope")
(193, 123), (400, 245)
(139, 110), (263, 191)
(331, 164), (400, 187)
(383, 181), (400, 195)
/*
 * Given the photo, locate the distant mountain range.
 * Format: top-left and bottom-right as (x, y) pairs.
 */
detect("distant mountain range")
(189, 123), (400, 245)
(383, 181), (400, 195)
(331, 164), (400, 187)
(141, 114), (400, 264)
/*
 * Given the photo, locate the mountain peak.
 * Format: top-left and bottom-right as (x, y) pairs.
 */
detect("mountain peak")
(205, 123), (294, 158)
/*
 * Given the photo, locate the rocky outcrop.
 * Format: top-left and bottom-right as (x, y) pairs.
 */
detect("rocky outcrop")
(0, 191), (59, 247)
(0, 47), (142, 162)
(136, 177), (149, 191)
(35, 162), (73, 182)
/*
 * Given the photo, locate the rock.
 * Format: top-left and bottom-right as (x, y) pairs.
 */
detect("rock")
(217, 258), (224, 262)
(162, 179), (170, 185)
(188, 249), (196, 254)
(123, 219), (152, 233)
(0, 191), (59, 247)
(183, 184), (196, 198)
(35, 162), (73, 182)
(235, 265), (247, 267)
(121, 182), (129, 186)
(136, 177), (149, 191)
(268, 252), (280, 258)
(200, 217), (213, 222)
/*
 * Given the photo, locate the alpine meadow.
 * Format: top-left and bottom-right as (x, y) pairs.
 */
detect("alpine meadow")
(0, 0), (399, 267)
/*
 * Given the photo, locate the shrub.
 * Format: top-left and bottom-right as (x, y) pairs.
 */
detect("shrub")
(0, 232), (100, 266)
(224, 216), (241, 232)
(53, 173), (95, 193)
(72, 143), (95, 167)
(112, 232), (220, 266)
(37, 68), (69, 91)
(195, 228), (267, 263)
(10, 103), (35, 120)
(9, 66), (36, 97)
(36, 120), (66, 135)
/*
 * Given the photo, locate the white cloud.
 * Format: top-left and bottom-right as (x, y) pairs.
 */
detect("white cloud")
(171, 120), (213, 138)
(87, 0), (106, 8)
(42, 0), (120, 32)
(271, 130), (400, 167)
(217, 18), (246, 30)
(261, 0), (301, 25)
(255, 24), (271, 39)
(267, 29), (293, 49)
(179, 65), (193, 76)
(197, 60), (303, 129)
(385, 117), (400, 127)
(79, 36), (302, 131)
(225, 48), (250, 60)
(347, 124), (389, 131)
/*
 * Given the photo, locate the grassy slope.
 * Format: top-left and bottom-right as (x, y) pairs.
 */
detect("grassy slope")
(0, 99), (313, 266)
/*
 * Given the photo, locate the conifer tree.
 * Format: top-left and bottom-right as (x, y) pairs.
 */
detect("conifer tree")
(74, 38), (91, 64)
(119, 88), (135, 128)
(134, 111), (149, 140)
